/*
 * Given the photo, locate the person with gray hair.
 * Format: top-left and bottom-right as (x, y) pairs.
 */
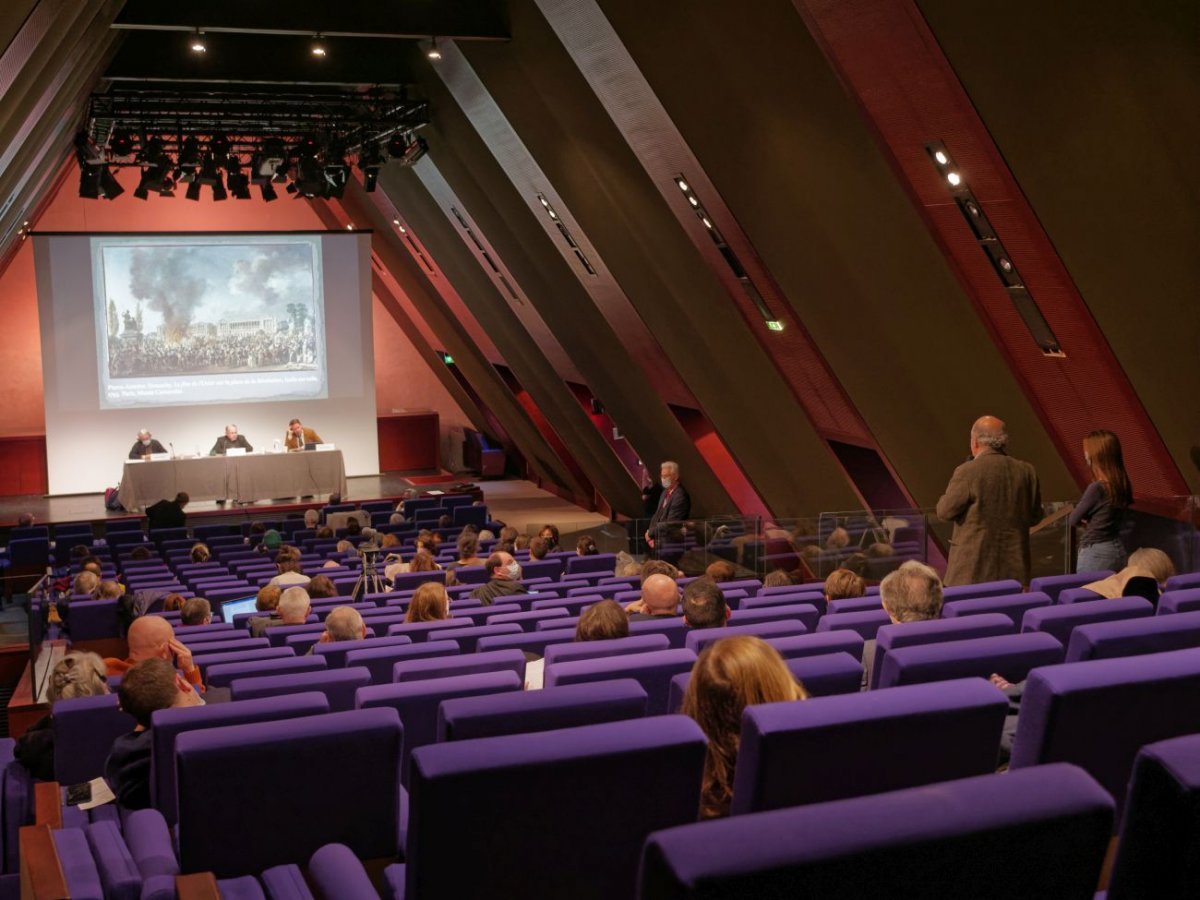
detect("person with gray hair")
(318, 606), (368, 644)
(304, 509), (320, 529)
(209, 424), (252, 456)
(936, 415), (1041, 586)
(180, 597), (212, 627)
(15, 650), (110, 780)
(860, 561), (945, 689)
(645, 460), (691, 554)
(249, 586), (311, 638)
(128, 429), (166, 460)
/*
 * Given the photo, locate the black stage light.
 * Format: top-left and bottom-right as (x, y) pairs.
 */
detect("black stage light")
(358, 142), (383, 192)
(185, 180), (202, 201)
(387, 132), (409, 157)
(397, 136), (428, 167)
(179, 137), (201, 168)
(260, 181), (278, 202)
(98, 166), (124, 199)
(293, 156), (325, 197)
(209, 134), (230, 158)
(323, 163), (349, 199)
(78, 165), (101, 199)
(110, 128), (135, 156)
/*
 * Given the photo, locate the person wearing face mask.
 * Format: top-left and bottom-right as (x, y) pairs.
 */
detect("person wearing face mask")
(128, 430), (167, 460)
(469, 551), (527, 605)
(1068, 430), (1132, 573)
(645, 461), (691, 555)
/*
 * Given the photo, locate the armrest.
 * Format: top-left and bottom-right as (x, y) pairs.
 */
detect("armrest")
(177, 871), (222, 900)
(19, 825), (68, 900)
(33, 782), (61, 829)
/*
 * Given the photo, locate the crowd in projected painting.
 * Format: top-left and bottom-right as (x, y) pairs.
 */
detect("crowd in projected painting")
(102, 243), (320, 379)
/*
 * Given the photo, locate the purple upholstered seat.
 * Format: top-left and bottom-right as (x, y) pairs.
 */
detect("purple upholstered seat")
(438, 678), (648, 741)
(192, 647), (294, 675)
(52, 694), (135, 784)
(727, 603), (820, 631)
(264, 624), (327, 648)
(731, 678), (1007, 814)
(173, 624), (237, 642)
(1029, 571), (1114, 602)
(402, 716), (705, 899)
(814, 608), (890, 640)
(942, 579), (1024, 602)
(345, 640), (461, 684)
(183, 636), (269, 655)
(384, 619), (474, 642)
(205, 655), (328, 689)
(151, 692), (330, 825)
(308, 844), (379, 900)
(52, 828), (105, 899)
(1159, 588), (1200, 615)
(175, 707), (404, 877)
(1021, 597), (1154, 646)
(392, 648), (526, 684)
(1107, 733), (1200, 899)
(313, 634), (413, 668)
(877, 632), (1064, 689)
(638, 764), (1113, 898)
(356, 670), (521, 784)
(941, 590), (1053, 628)
(869, 613), (1015, 689)
(564, 553), (617, 576)
(474, 628), (577, 657)
(84, 818), (143, 900)
(684, 620), (810, 655)
(740, 590), (826, 612)
(1058, 586), (1104, 604)
(484, 608), (569, 631)
(626, 617), (689, 649)
(764, 630), (864, 662)
(543, 634), (671, 667)
(1165, 572), (1200, 593)
(825, 596), (882, 615)
(230, 666), (371, 712)
(63, 599), (122, 640)
(431, 623), (524, 653)
(1065, 610), (1200, 663)
(544, 649), (697, 715)
(1010, 648), (1200, 812)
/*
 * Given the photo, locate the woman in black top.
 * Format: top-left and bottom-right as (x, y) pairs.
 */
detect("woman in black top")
(15, 651), (110, 781)
(1069, 430), (1132, 573)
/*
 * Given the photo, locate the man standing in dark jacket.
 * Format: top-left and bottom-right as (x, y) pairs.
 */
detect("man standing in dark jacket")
(645, 461), (691, 553)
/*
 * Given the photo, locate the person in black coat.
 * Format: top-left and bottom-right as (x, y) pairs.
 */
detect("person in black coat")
(146, 492), (189, 530)
(209, 424), (253, 455)
(128, 430), (167, 460)
(645, 461), (691, 553)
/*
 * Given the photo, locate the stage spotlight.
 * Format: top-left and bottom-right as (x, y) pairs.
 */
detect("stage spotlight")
(358, 142), (384, 192)
(311, 34), (327, 57)
(98, 166), (124, 200)
(293, 156), (324, 197)
(78, 165), (101, 199)
(209, 134), (230, 158)
(387, 131), (409, 158)
(134, 161), (173, 200)
(259, 181), (278, 202)
(427, 37), (442, 61)
(110, 128), (135, 156)
(226, 158), (252, 199)
(179, 137), (201, 168)
(185, 180), (202, 201)
(252, 139), (286, 184)
(323, 163), (350, 198)
(190, 29), (206, 54)
(397, 136), (428, 167)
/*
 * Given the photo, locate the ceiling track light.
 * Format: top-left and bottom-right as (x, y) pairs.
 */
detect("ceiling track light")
(427, 37), (442, 61)
(925, 141), (1064, 357)
(311, 34), (327, 57)
(535, 192), (596, 275)
(190, 28), (206, 54)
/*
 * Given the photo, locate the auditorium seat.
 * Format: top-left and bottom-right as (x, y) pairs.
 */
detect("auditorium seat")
(393, 648), (526, 684)
(638, 764), (1113, 899)
(1159, 588), (1200, 615)
(1065, 611), (1200, 662)
(474, 628), (577, 657)
(1057, 586), (1104, 604)
(356, 670), (522, 784)
(764, 629), (865, 661)
(52, 694), (135, 784)
(1021, 597), (1154, 646)
(731, 679), (1007, 814)
(191, 647), (294, 677)
(175, 707), (404, 877)
(627, 618), (689, 649)
(740, 590), (826, 611)
(384, 619), (474, 642)
(940, 590), (1052, 627)
(230, 667), (371, 712)
(564, 553), (617, 576)
(313, 634), (412, 668)
(1011, 649), (1200, 812)
(152, 692), (330, 824)
(434, 623), (523, 652)
(868, 613), (1015, 689)
(876, 632), (1064, 689)
(544, 649), (698, 715)
(543, 634), (671, 667)
(284, 627), (378, 657)
(1165, 572), (1200, 593)
(346, 640), (462, 685)
(1029, 570), (1114, 602)
(399, 717), (705, 899)
(728, 600), (819, 628)
(205, 656), (328, 690)
(814, 608), (891, 640)
(684, 620), (810, 655)
(63, 599), (122, 641)
(530, 595), (605, 616)
(825, 596), (883, 615)
(942, 579), (1024, 601)
(485, 608), (569, 631)
(438, 679), (649, 742)
(1107, 733), (1200, 898)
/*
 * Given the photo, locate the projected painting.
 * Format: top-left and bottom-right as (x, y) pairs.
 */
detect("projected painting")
(93, 236), (327, 408)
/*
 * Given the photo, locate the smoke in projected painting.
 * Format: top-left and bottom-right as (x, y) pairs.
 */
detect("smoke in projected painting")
(93, 236), (328, 408)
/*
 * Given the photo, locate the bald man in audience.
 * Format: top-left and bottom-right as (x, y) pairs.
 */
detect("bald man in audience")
(936, 415), (1042, 586)
(470, 552), (527, 605)
(249, 587), (311, 638)
(105, 615), (204, 692)
(317, 606), (368, 644)
(626, 573), (681, 621)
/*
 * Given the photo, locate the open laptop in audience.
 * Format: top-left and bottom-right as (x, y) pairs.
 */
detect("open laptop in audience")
(221, 596), (260, 624)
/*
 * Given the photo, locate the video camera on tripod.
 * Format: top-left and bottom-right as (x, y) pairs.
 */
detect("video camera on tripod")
(351, 541), (384, 601)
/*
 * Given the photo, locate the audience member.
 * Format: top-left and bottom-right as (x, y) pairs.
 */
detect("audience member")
(93, 580), (124, 601)
(16, 651), (109, 781)
(528, 537), (550, 561)
(640, 559), (680, 583)
(316, 526), (334, 540)
(146, 491), (189, 531)
(538, 524), (561, 552)
(307, 575), (337, 599)
(762, 569), (794, 588)
(346, 517), (362, 537)
(408, 550), (441, 573)
(255, 585), (282, 613)
(105, 616), (205, 692)
(1081, 547), (1176, 599)
(825, 527), (851, 550)
(162, 593), (185, 613)
(824, 568), (867, 605)
(16, 512), (35, 528)
(105, 658), (201, 809)
(318, 606), (368, 644)
(437, 514), (453, 529)
(512, 534), (530, 551)
(405, 582), (451, 623)
(268, 548), (311, 588)
(129, 546), (152, 561)
(525, 599), (631, 690)
(73, 571), (100, 595)
(626, 574), (680, 620)
(450, 532), (485, 569)
(304, 509), (320, 529)
(80, 556), (104, 577)
(1070, 430), (1133, 573)
(498, 526), (519, 546)
(470, 552), (526, 605)
(576, 535), (598, 556)
(705, 560), (737, 583)
(862, 561), (943, 689)
(936, 415), (1041, 586)
(189, 543), (211, 564)
(645, 461), (690, 553)
(259, 529), (283, 554)
(249, 587), (311, 638)
(683, 636), (808, 818)
(336, 540), (354, 554)
(180, 598), (212, 627)
(380, 533), (401, 549)
(683, 578), (730, 629)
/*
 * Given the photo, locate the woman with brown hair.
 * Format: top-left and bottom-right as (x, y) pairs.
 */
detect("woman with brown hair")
(405, 582), (450, 623)
(408, 550), (441, 573)
(1070, 430), (1133, 573)
(575, 599), (629, 642)
(682, 636), (808, 819)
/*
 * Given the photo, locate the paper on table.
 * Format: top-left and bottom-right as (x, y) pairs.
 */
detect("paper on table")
(425, 490), (445, 495)
(78, 777), (116, 810)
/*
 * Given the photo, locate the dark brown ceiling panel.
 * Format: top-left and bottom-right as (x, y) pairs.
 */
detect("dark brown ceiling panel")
(453, 0), (861, 516)
(0, 1), (41, 61)
(792, 0), (1188, 501)
(593, 0), (1075, 507)
(917, 0), (1200, 493)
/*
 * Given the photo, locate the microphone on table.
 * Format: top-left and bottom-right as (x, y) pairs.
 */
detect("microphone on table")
(168, 442), (175, 459)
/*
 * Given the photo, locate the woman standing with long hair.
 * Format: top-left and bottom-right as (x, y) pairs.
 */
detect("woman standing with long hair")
(1069, 430), (1133, 573)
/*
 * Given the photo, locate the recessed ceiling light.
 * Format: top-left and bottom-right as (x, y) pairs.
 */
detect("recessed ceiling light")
(934, 150), (948, 165)
(946, 172), (961, 186)
(190, 29), (207, 53)
(427, 37), (442, 61)
(311, 35), (327, 57)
